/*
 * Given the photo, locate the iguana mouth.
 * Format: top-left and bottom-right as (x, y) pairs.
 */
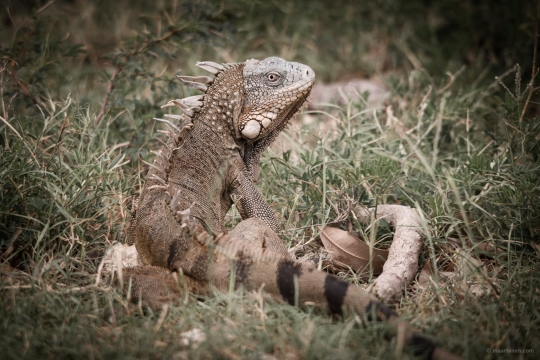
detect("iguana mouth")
(241, 88), (313, 143)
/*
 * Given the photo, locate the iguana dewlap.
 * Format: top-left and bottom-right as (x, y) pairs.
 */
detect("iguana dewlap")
(124, 57), (458, 360)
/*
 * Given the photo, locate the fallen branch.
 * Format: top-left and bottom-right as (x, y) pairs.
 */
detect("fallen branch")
(354, 205), (425, 301)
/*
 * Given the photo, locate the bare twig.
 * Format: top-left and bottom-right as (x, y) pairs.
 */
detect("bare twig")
(94, 65), (123, 127)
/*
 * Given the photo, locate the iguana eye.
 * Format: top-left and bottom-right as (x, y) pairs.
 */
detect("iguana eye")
(266, 72), (280, 83)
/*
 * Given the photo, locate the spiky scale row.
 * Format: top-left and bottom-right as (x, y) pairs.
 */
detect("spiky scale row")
(176, 75), (209, 92)
(142, 157), (168, 182)
(161, 101), (197, 117)
(154, 118), (181, 133)
(176, 75), (214, 85)
(149, 88), (202, 231)
(196, 61), (224, 74)
(151, 69), (217, 236)
(163, 113), (187, 123)
(179, 95), (205, 107)
(162, 95), (205, 109)
(148, 58), (278, 245)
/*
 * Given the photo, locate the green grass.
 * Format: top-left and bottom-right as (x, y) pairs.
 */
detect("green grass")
(1, 1), (539, 359)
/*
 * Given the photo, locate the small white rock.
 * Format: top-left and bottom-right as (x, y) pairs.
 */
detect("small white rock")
(180, 328), (206, 347)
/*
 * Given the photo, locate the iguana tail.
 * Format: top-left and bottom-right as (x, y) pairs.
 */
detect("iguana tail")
(122, 222), (459, 360)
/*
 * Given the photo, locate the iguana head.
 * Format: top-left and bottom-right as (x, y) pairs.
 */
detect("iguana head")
(170, 57), (314, 145)
(237, 57), (315, 142)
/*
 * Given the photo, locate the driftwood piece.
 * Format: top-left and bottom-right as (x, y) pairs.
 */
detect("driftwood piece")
(353, 205), (425, 301)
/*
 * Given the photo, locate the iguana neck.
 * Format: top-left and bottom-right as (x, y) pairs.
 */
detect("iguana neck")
(193, 63), (246, 150)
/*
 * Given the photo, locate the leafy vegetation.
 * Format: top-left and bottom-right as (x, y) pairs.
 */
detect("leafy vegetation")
(1, 1), (538, 359)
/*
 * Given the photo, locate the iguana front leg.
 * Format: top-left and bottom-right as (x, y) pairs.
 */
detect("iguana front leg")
(230, 168), (279, 233)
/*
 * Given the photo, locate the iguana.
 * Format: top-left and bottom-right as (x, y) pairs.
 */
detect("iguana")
(122, 57), (458, 360)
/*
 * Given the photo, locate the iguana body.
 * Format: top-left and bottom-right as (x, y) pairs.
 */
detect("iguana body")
(133, 57), (309, 282)
(125, 57), (458, 360)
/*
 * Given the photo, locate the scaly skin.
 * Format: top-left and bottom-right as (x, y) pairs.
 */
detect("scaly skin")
(134, 58), (314, 267)
(126, 57), (459, 360)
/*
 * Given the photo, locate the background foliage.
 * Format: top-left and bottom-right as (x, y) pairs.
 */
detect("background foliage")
(1, 0), (539, 359)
